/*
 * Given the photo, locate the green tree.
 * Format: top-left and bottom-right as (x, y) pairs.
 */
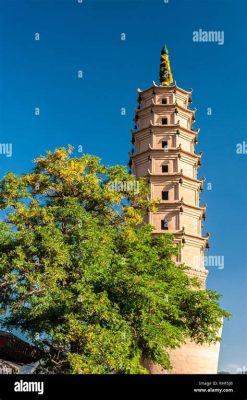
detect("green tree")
(0, 147), (230, 374)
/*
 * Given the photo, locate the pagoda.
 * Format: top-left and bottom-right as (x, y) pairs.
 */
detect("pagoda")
(130, 46), (221, 374)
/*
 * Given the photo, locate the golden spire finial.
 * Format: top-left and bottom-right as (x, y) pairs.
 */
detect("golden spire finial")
(159, 45), (173, 86)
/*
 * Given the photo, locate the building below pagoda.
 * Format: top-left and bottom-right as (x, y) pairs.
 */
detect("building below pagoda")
(0, 331), (41, 374)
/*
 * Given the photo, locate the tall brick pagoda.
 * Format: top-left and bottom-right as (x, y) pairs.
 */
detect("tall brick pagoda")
(129, 46), (221, 374)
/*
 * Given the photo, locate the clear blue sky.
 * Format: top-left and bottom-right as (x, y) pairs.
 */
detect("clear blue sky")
(0, 0), (246, 373)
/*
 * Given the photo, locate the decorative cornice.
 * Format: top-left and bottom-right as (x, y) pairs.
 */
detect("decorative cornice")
(183, 268), (208, 280)
(147, 171), (205, 186)
(175, 230), (210, 244)
(135, 101), (196, 116)
(157, 203), (207, 217)
(137, 82), (192, 96)
(151, 230), (209, 246)
(132, 147), (202, 160)
(132, 123), (198, 138)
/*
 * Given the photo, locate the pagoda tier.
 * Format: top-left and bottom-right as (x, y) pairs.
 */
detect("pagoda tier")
(131, 148), (202, 179)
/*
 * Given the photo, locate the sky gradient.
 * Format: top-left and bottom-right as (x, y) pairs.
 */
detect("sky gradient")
(0, 0), (246, 373)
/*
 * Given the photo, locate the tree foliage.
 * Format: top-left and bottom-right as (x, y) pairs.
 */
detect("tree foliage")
(0, 147), (230, 373)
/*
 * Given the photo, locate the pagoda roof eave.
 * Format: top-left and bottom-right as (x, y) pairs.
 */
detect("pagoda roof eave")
(131, 147), (202, 160)
(135, 102), (196, 115)
(147, 171), (205, 185)
(132, 123), (198, 137)
(153, 200), (206, 213)
(138, 81), (192, 96)
(151, 230), (209, 244)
